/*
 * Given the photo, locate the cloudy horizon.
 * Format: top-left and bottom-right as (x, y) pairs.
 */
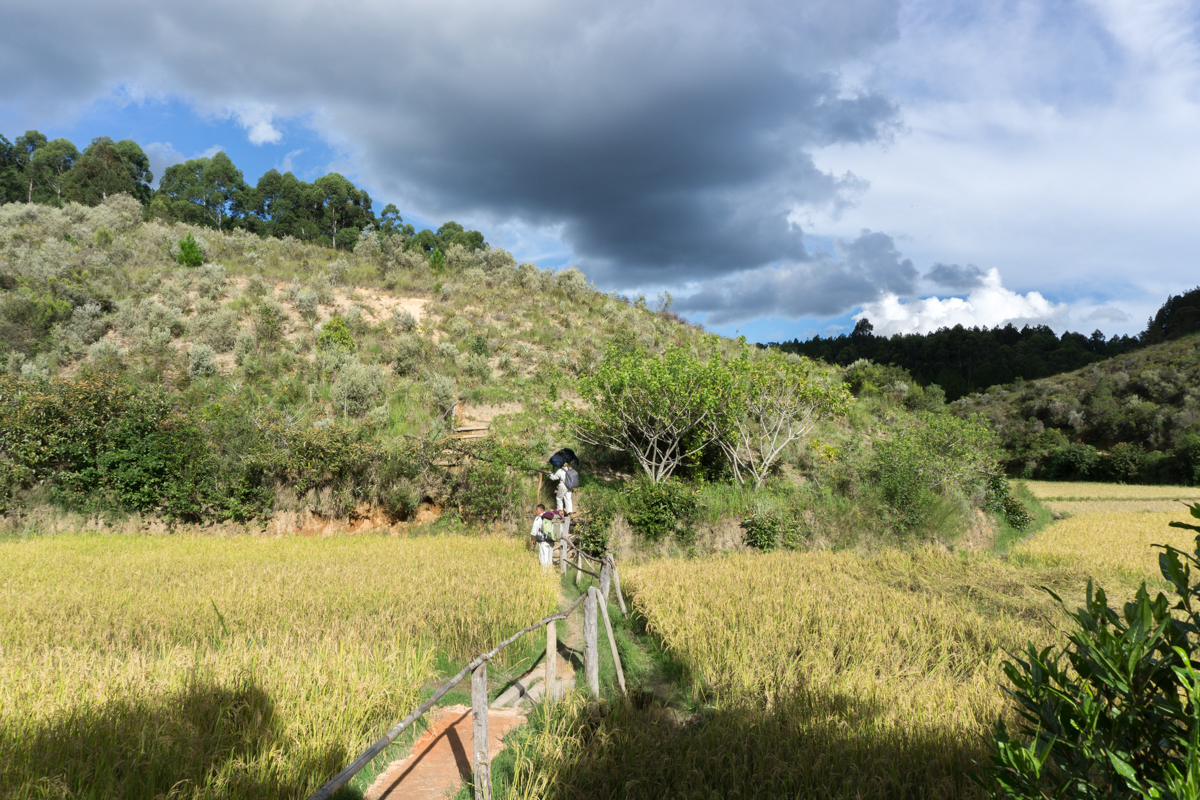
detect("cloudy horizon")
(3, 0), (1197, 341)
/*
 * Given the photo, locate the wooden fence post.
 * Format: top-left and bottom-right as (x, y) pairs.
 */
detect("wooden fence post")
(575, 546), (584, 586)
(472, 662), (491, 800)
(608, 555), (628, 617)
(599, 557), (611, 600)
(584, 587), (600, 696)
(545, 619), (557, 703)
(598, 591), (626, 695)
(560, 518), (570, 575)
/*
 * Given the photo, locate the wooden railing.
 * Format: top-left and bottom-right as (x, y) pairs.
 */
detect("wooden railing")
(306, 535), (628, 800)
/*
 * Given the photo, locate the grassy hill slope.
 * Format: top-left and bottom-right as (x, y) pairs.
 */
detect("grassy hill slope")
(953, 334), (1200, 483)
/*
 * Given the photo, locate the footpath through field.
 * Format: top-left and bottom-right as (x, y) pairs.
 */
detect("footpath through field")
(364, 587), (579, 800)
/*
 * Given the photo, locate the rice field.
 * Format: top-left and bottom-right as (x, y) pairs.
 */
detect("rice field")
(1022, 480), (1200, 501)
(491, 549), (1075, 799)
(0, 534), (558, 800)
(1012, 507), (1198, 585)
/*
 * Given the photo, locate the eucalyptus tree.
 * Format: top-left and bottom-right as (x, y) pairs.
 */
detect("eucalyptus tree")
(30, 138), (79, 203)
(63, 137), (153, 205)
(155, 152), (247, 230)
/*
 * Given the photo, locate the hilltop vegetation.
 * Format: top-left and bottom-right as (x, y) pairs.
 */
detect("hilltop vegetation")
(953, 334), (1200, 484)
(778, 286), (1200, 401)
(0, 194), (1023, 549)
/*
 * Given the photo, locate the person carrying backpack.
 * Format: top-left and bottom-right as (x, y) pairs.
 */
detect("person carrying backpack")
(528, 504), (561, 570)
(549, 460), (579, 516)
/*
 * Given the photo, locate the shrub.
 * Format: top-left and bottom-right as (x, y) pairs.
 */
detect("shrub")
(254, 301), (287, 345)
(391, 333), (424, 376)
(578, 503), (614, 556)
(195, 264), (227, 299)
(176, 233), (204, 267)
(468, 333), (489, 357)
(983, 507), (1200, 798)
(92, 227), (113, 247)
(293, 287), (319, 323)
(393, 308), (417, 332)
(331, 358), (387, 418)
(427, 374), (457, 415)
(233, 330), (256, 366)
(317, 315), (355, 352)
(437, 341), (459, 360)
(187, 344), (217, 380)
(455, 460), (515, 522)
(1040, 442), (1100, 480)
(984, 474), (1033, 531)
(624, 477), (698, 543)
(462, 352), (491, 382)
(191, 307), (239, 353)
(1103, 441), (1146, 483)
(555, 267), (589, 299)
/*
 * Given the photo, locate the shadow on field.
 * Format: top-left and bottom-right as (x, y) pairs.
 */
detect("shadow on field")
(509, 685), (987, 800)
(2, 676), (357, 800)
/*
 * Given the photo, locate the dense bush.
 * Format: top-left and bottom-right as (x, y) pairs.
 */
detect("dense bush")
(454, 459), (515, 522)
(176, 233), (204, 267)
(317, 315), (355, 351)
(872, 412), (996, 538)
(983, 507), (1200, 798)
(0, 372), (269, 521)
(623, 478), (698, 543)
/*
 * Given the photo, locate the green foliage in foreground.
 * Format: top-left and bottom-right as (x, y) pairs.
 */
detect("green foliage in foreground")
(984, 504), (1200, 798)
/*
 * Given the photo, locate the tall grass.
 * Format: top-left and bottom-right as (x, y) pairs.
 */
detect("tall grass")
(0, 534), (558, 799)
(1011, 507), (1197, 585)
(493, 548), (1086, 799)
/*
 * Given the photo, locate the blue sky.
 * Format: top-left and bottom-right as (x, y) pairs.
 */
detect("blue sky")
(3, 0), (1197, 342)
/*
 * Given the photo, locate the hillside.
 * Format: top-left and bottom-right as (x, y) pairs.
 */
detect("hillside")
(0, 195), (1025, 551)
(953, 334), (1200, 483)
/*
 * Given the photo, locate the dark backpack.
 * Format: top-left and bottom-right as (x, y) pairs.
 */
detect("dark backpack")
(563, 466), (579, 490)
(549, 448), (577, 470)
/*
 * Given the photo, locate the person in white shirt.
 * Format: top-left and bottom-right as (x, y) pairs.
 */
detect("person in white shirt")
(549, 466), (574, 515)
(529, 504), (555, 569)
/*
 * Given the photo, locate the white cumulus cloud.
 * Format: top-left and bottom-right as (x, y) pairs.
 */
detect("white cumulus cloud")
(228, 103), (282, 145)
(856, 268), (1068, 335)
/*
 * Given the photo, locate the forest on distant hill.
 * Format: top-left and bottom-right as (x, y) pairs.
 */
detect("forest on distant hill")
(775, 287), (1200, 401)
(0, 129), (482, 254)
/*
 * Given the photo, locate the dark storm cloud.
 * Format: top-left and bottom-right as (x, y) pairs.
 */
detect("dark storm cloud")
(925, 262), (987, 291)
(1, 0), (902, 288)
(676, 229), (917, 325)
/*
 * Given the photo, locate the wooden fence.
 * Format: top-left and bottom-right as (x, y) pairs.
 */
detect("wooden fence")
(306, 529), (627, 800)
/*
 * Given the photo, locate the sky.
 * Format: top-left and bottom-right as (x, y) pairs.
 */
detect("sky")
(2, 0), (1197, 344)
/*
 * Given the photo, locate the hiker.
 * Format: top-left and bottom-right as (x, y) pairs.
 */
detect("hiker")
(529, 504), (559, 570)
(547, 449), (579, 516)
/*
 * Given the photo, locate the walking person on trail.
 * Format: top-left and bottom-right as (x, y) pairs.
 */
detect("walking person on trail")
(529, 504), (560, 571)
(547, 448), (579, 517)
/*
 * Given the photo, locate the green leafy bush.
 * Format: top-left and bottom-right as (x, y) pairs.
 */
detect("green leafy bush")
(624, 477), (698, 543)
(176, 233), (203, 267)
(577, 503), (614, 556)
(317, 315), (355, 351)
(984, 475), (1033, 531)
(740, 512), (808, 551)
(455, 459), (514, 522)
(983, 505), (1200, 798)
(872, 413), (995, 538)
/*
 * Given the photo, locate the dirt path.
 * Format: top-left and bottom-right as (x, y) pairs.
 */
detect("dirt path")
(365, 585), (578, 800)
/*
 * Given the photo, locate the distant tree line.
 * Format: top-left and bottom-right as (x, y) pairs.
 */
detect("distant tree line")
(771, 288), (1200, 401)
(0, 130), (484, 253)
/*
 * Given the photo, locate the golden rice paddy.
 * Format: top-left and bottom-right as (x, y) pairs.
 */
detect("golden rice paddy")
(1022, 480), (1200, 501)
(0, 534), (558, 799)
